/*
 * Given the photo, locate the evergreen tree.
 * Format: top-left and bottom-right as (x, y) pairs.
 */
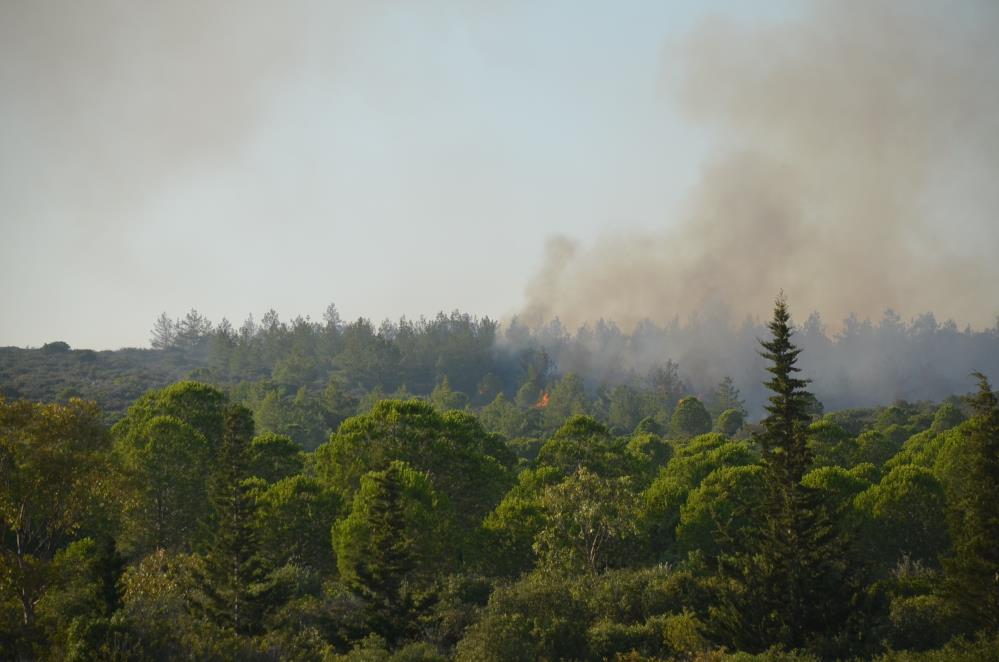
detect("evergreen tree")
(150, 312), (176, 350)
(718, 294), (847, 653)
(941, 372), (999, 633)
(709, 376), (747, 418)
(197, 404), (263, 635)
(334, 462), (421, 645)
(758, 294), (814, 490)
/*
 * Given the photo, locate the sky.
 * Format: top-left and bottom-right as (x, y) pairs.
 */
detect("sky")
(2, 1), (996, 350)
(0, 0), (794, 349)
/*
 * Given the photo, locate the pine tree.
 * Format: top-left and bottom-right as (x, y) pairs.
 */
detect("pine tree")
(150, 312), (176, 350)
(710, 376), (747, 418)
(718, 294), (847, 653)
(197, 404), (264, 635)
(757, 294), (813, 484)
(335, 463), (419, 645)
(942, 372), (999, 633)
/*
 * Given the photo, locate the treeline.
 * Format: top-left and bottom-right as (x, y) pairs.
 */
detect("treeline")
(1, 298), (997, 660)
(3, 305), (999, 452)
(144, 305), (999, 414)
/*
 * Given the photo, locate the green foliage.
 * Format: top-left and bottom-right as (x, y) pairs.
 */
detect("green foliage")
(580, 565), (680, 624)
(855, 465), (949, 570)
(315, 400), (511, 566)
(420, 573), (493, 653)
(717, 295), (849, 653)
(639, 435), (756, 560)
(478, 393), (526, 439)
(886, 593), (962, 652)
(481, 467), (561, 577)
(606, 384), (658, 435)
(255, 476), (341, 574)
(429, 377), (469, 412)
(709, 376), (748, 418)
(542, 372), (590, 432)
(504, 436), (544, 463)
(113, 380), (228, 447)
(118, 549), (226, 659)
(939, 373), (999, 632)
(716, 408), (746, 436)
(930, 402), (965, 434)
(885, 428), (947, 470)
(454, 573), (589, 662)
(626, 432), (673, 469)
(245, 383), (330, 451)
(117, 415), (211, 554)
(41, 341), (71, 354)
(634, 415), (664, 436)
(801, 465), (871, 523)
(534, 467), (639, 574)
(247, 432), (304, 483)
(111, 382), (230, 555)
(856, 429), (904, 466)
(536, 414), (634, 478)
(34, 537), (125, 660)
(332, 462), (436, 644)
(676, 465), (766, 560)
(0, 397), (111, 639)
(196, 404), (265, 635)
(880, 634), (999, 661)
(807, 417), (857, 467)
(671, 396), (713, 438)
(5, 301), (999, 659)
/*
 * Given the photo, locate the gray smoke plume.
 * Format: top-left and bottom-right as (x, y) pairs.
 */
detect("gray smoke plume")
(521, 0), (999, 331)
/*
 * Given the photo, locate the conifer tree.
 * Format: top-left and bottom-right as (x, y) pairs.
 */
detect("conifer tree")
(197, 404), (263, 635)
(942, 372), (999, 632)
(710, 376), (747, 418)
(334, 463), (420, 645)
(758, 293), (814, 496)
(718, 294), (847, 653)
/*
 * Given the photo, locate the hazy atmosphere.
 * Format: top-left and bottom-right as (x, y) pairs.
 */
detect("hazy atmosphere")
(5, 4), (999, 660)
(3, 0), (996, 349)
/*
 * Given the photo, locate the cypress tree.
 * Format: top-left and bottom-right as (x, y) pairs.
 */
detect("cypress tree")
(941, 372), (999, 633)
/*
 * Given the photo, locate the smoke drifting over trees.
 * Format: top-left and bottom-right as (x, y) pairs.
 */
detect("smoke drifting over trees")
(522, 1), (999, 331)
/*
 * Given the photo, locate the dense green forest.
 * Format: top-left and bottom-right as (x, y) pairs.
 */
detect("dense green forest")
(3, 304), (999, 449)
(2, 298), (999, 660)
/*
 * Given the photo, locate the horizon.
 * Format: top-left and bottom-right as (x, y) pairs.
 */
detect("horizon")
(3, 1), (997, 349)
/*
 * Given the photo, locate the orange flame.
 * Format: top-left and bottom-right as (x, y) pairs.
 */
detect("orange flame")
(534, 392), (550, 409)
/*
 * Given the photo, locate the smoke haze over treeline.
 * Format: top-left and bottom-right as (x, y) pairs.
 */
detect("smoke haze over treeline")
(1, 0), (996, 407)
(503, 306), (999, 417)
(4, 305), (998, 427)
(522, 0), (999, 331)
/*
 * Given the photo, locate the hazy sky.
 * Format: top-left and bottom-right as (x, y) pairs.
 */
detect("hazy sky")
(0, 0), (792, 349)
(2, 1), (996, 350)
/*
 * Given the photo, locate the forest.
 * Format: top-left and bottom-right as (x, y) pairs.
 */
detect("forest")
(2, 297), (998, 661)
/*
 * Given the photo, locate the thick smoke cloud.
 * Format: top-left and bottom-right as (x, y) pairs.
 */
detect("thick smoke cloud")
(522, 1), (999, 331)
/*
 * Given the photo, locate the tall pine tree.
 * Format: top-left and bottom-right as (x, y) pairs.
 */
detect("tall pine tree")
(942, 372), (999, 633)
(197, 404), (263, 635)
(718, 294), (848, 653)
